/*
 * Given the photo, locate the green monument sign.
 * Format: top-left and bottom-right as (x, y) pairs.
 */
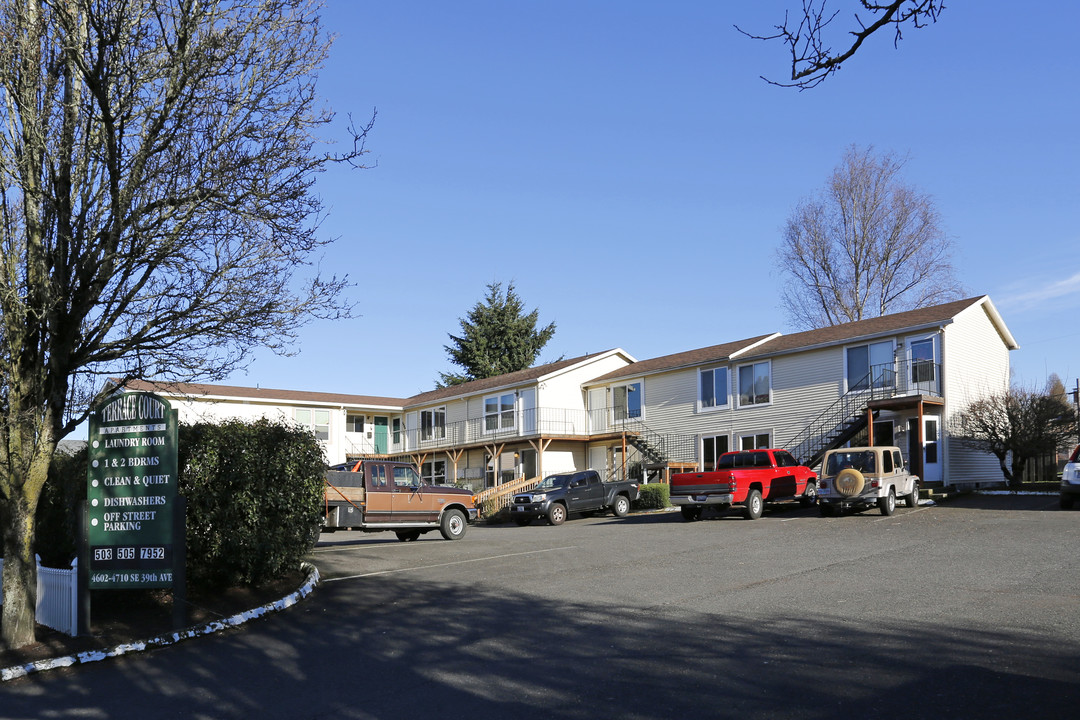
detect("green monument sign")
(87, 391), (179, 589)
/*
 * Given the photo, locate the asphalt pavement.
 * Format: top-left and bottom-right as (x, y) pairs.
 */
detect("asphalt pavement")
(1, 494), (1077, 719)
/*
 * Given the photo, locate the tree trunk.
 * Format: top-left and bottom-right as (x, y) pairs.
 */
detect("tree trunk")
(1, 498), (37, 650)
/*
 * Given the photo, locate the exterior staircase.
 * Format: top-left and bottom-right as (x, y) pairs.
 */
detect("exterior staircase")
(785, 367), (900, 469)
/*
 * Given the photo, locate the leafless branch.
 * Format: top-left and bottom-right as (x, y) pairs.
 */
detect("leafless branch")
(737, 1), (945, 89)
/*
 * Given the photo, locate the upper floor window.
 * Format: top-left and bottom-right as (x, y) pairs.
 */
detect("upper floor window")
(613, 382), (642, 420)
(699, 367), (729, 410)
(911, 337), (937, 384)
(738, 362), (771, 406)
(485, 393), (515, 432)
(295, 408), (330, 441)
(347, 415), (365, 433)
(421, 407), (446, 441)
(847, 340), (894, 390)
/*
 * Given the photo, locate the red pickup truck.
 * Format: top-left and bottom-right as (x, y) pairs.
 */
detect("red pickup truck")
(670, 449), (817, 520)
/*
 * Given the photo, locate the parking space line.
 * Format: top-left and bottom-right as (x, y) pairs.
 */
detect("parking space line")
(323, 546), (579, 582)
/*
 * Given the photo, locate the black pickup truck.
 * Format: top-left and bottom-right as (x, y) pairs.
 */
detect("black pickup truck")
(509, 470), (640, 526)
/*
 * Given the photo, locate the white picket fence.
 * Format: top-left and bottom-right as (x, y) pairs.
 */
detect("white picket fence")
(0, 555), (78, 636)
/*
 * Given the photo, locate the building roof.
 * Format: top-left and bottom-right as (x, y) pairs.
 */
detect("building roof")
(584, 296), (1017, 383)
(741, 296), (1017, 359)
(119, 379), (408, 409)
(587, 335), (776, 384)
(405, 350), (627, 406)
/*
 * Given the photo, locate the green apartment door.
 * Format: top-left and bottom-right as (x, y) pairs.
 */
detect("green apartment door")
(374, 416), (389, 453)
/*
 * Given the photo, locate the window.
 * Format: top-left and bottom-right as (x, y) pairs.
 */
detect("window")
(369, 465), (387, 487)
(295, 408), (330, 441)
(613, 382), (642, 420)
(421, 460), (447, 485)
(739, 432), (770, 450)
(347, 415), (365, 433)
(702, 435), (729, 471)
(911, 338), (936, 385)
(847, 340), (894, 390)
(882, 451), (894, 473)
(699, 367), (729, 410)
(774, 450), (799, 467)
(737, 362), (770, 406)
(393, 465), (420, 487)
(484, 393), (516, 432)
(392, 418), (401, 444)
(421, 407), (446, 441)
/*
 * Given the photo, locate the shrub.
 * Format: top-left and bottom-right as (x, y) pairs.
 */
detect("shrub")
(634, 482), (669, 510)
(178, 418), (325, 591)
(34, 444), (88, 567)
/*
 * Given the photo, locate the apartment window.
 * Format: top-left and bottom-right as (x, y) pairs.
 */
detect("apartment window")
(421, 460), (447, 485)
(737, 362), (770, 406)
(739, 432), (770, 450)
(421, 407), (446, 441)
(484, 393), (516, 432)
(847, 340), (894, 390)
(613, 382), (642, 421)
(702, 435), (729, 471)
(295, 408), (330, 441)
(347, 415), (365, 433)
(911, 337), (937, 385)
(392, 418), (401, 444)
(699, 367), (729, 410)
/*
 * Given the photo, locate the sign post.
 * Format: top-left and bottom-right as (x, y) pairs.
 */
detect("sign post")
(85, 391), (180, 592)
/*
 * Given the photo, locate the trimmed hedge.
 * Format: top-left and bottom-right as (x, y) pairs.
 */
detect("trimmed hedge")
(633, 482), (670, 510)
(35, 445), (88, 567)
(178, 418), (326, 590)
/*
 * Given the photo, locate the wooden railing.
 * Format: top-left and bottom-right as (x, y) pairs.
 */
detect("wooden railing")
(474, 475), (541, 518)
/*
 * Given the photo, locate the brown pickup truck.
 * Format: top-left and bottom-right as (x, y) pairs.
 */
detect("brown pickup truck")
(670, 449), (817, 520)
(323, 460), (478, 541)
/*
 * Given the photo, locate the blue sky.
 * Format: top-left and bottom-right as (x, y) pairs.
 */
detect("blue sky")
(228, 1), (1080, 399)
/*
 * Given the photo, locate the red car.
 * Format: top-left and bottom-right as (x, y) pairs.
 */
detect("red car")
(670, 449), (817, 520)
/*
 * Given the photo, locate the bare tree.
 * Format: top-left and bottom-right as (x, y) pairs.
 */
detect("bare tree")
(0, 0), (369, 649)
(952, 384), (1077, 489)
(738, 1), (944, 89)
(776, 145), (963, 329)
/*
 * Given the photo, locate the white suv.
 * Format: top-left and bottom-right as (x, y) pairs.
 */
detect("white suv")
(818, 446), (920, 516)
(1061, 445), (1080, 510)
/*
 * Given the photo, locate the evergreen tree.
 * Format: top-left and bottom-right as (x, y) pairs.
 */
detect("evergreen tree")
(438, 282), (558, 387)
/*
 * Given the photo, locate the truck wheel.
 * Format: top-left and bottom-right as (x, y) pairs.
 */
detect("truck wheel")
(905, 484), (920, 508)
(439, 508), (467, 540)
(800, 481), (818, 507)
(547, 503), (567, 525)
(612, 495), (630, 517)
(396, 530), (421, 542)
(879, 488), (896, 516)
(744, 489), (763, 520)
(680, 506), (703, 522)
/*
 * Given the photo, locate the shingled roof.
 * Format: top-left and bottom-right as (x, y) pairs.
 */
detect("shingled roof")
(406, 350), (626, 406)
(119, 379), (408, 409)
(585, 296), (1015, 383)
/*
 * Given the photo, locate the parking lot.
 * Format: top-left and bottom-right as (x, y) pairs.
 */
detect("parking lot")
(3, 493), (1077, 719)
(306, 493), (1079, 719)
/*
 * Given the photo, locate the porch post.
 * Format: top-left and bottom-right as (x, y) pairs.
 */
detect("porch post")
(916, 400), (926, 480)
(867, 407), (875, 446)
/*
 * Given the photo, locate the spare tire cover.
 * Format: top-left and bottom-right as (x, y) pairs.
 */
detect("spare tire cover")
(835, 468), (865, 497)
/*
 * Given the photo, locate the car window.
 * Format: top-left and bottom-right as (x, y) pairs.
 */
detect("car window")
(1070, 445), (1080, 464)
(393, 466), (419, 487)
(882, 451), (894, 473)
(775, 451), (797, 467)
(893, 450), (904, 470)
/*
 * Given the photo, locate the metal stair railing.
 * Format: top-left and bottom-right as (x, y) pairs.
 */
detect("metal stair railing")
(785, 363), (900, 468)
(616, 414), (697, 465)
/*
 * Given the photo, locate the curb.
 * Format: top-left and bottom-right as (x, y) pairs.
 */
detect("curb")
(1, 562), (321, 683)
